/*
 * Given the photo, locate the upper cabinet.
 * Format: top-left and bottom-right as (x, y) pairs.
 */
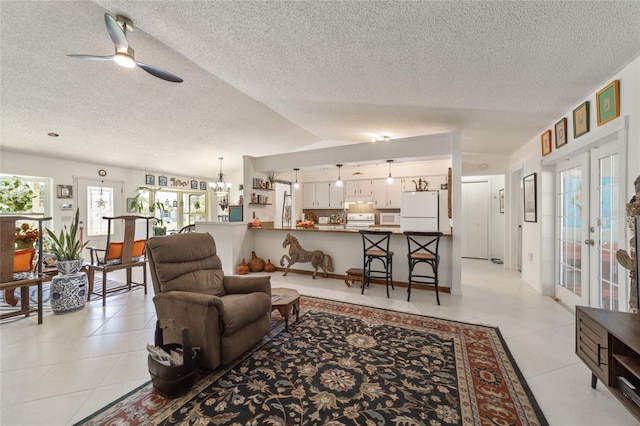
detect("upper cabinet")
(303, 182), (332, 208)
(344, 180), (373, 197)
(373, 178), (403, 208)
(329, 182), (344, 208)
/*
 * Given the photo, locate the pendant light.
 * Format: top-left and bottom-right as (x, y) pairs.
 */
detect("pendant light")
(335, 164), (343, 187)
(293, 168), (300, 189)
(209, 157), (232, 197)
(386, 160), (394, 184)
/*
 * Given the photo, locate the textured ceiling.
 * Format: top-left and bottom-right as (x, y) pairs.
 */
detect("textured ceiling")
(1, 1), (640, 178)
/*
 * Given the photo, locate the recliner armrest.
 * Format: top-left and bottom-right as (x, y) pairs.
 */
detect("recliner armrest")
(223, 275), (271, 296)
(153, 291), (225, 311)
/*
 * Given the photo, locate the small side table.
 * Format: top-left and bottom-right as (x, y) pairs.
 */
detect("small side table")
(271, 288), (300, 331)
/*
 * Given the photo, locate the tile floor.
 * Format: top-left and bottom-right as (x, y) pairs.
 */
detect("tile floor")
(0, 259), (636, 425)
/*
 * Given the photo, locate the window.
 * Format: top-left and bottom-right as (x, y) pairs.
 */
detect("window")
(87, 186), (114, 236)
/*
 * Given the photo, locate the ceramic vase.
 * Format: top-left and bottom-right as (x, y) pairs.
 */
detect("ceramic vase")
(236, 258), (249, 275)
(264, 259), (275, 273)
(248, 251), (265, 272)
(51, 259), (87, 314)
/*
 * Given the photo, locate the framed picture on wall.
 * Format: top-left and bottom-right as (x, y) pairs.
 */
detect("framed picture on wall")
(555, 117), (567, 149)
(523, 173), (537, 223)
(190, 180), (198, 189)
(158, 175), (168, 186)
(57, 184), (73, 199)
(499, 189), (505, 213)
(573, 101), (590, 138)
(596, 79), (620, 126)
(200, 181), (207, 190)
(541, 130), (552, 157)
(145, 174), (155, 185)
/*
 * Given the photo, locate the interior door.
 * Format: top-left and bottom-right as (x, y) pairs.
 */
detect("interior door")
(461, 181), (489, 259)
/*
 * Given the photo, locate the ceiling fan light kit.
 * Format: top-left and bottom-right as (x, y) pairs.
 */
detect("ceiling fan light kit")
(68, 13), (183, 83)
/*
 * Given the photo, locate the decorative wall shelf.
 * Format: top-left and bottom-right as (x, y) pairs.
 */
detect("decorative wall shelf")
(249, 203), (272, 206)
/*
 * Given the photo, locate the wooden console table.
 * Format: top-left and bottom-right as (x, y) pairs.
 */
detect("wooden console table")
(576, 306), (640, 420)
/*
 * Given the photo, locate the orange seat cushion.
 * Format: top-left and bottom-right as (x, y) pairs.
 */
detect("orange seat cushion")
(14, 248), (36, 272)
(106, 240), (146, 260)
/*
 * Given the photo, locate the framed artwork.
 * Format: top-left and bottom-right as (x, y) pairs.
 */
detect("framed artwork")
(200, 181), (207, 190)
(523, 173), (537, 223)
(57, 184), (73, 199)
(596, 79), (620, 126)
(554, 118), (567, 149)
(145, 174), (155, 185)
(190, 180), (198, 189)
(158, 175), (168, 186)
(541, 130), (552, 157)
(572, 101), (590, 138)
(126, 197), (137, 213)
(499, 189), (505, 213)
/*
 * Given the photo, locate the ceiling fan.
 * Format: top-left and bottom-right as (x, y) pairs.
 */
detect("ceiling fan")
(68, 13), (183, 83)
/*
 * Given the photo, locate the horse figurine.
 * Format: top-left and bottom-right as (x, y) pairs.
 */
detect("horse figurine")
(280, 233), (334, 279)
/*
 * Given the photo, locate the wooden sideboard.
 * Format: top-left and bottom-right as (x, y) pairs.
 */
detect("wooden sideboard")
(576, 306), (640, 420)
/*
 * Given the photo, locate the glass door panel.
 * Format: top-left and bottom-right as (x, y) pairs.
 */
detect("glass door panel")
(556, 159), (589, 308)
(593, 151), (620, 310)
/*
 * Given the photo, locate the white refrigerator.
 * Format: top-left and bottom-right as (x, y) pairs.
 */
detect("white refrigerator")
(401, 191), (439, 231)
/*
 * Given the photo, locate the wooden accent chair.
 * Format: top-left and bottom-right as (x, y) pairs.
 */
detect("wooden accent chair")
(146, 232), (272, 370)
(0, 215), (51, 324)
(86, 215), (154, 306)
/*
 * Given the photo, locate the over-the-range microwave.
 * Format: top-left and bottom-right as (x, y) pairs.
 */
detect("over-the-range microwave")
(379, 212), (401, 225)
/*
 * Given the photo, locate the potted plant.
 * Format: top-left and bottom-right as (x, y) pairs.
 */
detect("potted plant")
(45, 208), (89, 313)
(130, 186), (167, 236)
(0, 176), (35, 213)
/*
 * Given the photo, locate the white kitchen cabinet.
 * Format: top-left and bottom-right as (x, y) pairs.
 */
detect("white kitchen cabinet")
(302, 183), (316, 208)
(344, 180), (373, 197)
(373, 178), (402, 208)
(303, 182), (331, 208)
(329, 182), (344, 208)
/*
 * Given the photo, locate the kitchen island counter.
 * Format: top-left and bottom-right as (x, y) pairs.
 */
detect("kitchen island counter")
(250, 225), (452, 294)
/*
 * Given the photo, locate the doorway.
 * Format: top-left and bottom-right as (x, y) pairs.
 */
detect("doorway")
(554, 142), (623, 310)
(461, 180), (489, 259)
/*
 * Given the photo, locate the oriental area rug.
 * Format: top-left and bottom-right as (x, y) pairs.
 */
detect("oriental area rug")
(76, 297), (548, 426)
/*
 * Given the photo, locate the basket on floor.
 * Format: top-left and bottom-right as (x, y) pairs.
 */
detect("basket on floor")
(148, 319), (199, 398)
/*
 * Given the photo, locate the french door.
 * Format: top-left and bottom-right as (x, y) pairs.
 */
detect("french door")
(75, 178), (124, 252)
(555, 143), (622, 310)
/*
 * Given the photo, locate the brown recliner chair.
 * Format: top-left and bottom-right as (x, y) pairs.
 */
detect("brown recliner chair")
(146, 232), (272, 370)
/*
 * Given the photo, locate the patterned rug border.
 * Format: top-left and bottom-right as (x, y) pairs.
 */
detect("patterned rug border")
(76, 295), (548, 426)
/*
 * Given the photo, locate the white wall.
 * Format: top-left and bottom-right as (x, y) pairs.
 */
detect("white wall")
(0, 151), (241, 228)
(508, 54), (640, 296)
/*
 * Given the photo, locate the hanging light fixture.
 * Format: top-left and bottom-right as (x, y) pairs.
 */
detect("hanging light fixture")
(335, 164), (343, 187)
(293, 168), (300, 189)
(209, 157), (232, 197)
(386, 160), (394, 184)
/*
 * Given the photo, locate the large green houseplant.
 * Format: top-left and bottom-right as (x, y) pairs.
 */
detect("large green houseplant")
(129, 186), (167, 235)
(0, 176), (35, 213)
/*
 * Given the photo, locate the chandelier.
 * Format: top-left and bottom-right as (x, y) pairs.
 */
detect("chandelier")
(210, 157), (232, 198)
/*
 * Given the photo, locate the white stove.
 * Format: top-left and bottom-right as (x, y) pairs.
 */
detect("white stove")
(345, 213), (375, 229)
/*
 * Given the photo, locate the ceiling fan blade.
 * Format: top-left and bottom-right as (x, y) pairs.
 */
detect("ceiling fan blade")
(104, 13), (128, 51)
(136, 61), (183, 83)
(67, 54), (115, 61)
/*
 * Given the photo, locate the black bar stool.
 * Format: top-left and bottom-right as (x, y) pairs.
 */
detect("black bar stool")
(404, 231), (443, 303)
(359, 230), (394, 298)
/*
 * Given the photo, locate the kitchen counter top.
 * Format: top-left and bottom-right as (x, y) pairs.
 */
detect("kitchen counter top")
(249, 224), (451, 236)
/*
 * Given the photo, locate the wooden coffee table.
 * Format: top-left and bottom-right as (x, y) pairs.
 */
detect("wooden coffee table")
(271, 288), (300, 331)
